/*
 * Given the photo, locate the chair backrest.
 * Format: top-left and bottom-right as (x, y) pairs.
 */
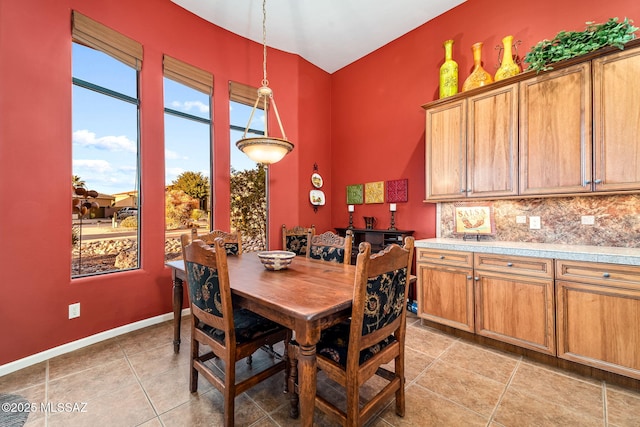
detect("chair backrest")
(180, 234), (234, 341)
(307, 230), (353, 264)
(282, 224), (315, 256)
(195, 229), (243, 255)
(347, 236), (414, 368)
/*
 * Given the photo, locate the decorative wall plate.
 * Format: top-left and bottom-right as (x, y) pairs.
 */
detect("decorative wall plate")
(311, 173), (323, 188)
(309, 190), (325, 206)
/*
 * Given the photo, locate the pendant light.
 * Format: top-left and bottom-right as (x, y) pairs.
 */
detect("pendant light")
(236, 0), (294, 165)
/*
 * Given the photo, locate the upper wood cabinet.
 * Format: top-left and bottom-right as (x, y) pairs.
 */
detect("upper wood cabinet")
(519, 62), (592, 196)
(593, 47), (640, 192)
(425, 84), (518, 201)
(423, 40), (640, 202)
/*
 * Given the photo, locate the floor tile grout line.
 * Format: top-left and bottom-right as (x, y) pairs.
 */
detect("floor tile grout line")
(486, 355), (523, 426)
(123, 350), (162, 423)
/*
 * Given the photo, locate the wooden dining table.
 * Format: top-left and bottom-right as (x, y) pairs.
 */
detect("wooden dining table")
(166, 254), (356, 427)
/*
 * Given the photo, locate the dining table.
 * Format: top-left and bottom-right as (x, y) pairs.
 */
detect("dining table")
(166, 253), (357, 427)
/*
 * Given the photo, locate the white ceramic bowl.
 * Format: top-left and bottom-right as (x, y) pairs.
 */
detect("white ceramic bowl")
(257, 250), (296, 271)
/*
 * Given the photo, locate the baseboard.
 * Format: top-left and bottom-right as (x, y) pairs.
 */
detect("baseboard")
(0, 308), (190, 377)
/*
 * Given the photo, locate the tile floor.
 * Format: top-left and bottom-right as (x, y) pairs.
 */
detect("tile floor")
(2, 313), (640, 427)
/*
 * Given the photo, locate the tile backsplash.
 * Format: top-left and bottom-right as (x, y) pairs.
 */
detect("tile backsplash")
(438, 194), (640, 248)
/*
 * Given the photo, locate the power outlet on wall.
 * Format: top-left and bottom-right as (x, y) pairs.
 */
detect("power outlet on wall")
(529, 216), (541, 230)
(69, 303), (80, 319)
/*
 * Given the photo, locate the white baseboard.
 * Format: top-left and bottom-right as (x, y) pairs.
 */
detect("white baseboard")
(0, 308), (190, 377)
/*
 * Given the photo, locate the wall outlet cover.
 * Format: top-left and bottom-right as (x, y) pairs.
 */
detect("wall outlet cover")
(581, 215), (595, 225)
(529, 216), (541, 229)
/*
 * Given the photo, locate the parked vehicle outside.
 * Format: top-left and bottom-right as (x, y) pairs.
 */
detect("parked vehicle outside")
(117, 207), (138, 220)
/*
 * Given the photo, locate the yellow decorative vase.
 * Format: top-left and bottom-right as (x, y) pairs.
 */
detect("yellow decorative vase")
(494, 35), (521, 81)
(462, 42), (493, 92)
(439, 39), (458, 98)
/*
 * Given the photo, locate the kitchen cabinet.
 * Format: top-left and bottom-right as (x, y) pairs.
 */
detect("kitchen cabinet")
(473, 253), (556, 355)
(592, 47), (640, 192)
(425, 84), (518, 201)
(519, 62), (592, 196)
(556, 260), (640, 380)
(416, 248), (474, 332)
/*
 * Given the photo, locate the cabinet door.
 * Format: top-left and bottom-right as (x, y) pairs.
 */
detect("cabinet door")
(474, 271), (555, 355)
(425, 100), (466, 200)
(467, 83), (518, 198)
(593, 47), (640, 192)
(417, 263), (474, 332)
(519, 62), (592, 195)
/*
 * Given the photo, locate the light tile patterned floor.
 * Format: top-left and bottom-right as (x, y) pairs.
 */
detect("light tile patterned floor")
(2, 313), (640, 426)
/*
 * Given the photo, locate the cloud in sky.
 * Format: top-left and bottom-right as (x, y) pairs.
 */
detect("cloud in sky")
(73, 129), (137, 153)
(166, 149), (187, 160)
(170, 100), (209, 113)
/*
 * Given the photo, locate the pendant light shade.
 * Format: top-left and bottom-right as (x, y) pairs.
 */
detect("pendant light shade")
(236, 0), (293, 165)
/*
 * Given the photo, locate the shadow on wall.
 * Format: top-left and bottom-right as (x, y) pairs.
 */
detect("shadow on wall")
(439, 194), (640, 247)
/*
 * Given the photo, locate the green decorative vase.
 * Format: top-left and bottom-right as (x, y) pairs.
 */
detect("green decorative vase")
(439, 39), (458, 98)
(495, 35), (521, 81)
(462, 42), (493, 92)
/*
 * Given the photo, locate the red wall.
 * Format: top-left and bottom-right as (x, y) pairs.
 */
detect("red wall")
(330, 0), (640, 239)
(0, 0), (330, 365)
(1, 0), (639, 366)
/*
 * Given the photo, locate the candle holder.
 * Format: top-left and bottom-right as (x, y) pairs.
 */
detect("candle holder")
(389, 211), (397, 231)
(348, 212), (354, 229)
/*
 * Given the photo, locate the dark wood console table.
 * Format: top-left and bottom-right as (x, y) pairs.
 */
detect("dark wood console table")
(335, 227), (415, 264)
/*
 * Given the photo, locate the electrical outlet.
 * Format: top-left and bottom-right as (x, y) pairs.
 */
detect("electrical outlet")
(529, 216), (541, 230)
(581, 215), (595, 225)
(69, 303), (80, 319)
(516, 215), (527, 224)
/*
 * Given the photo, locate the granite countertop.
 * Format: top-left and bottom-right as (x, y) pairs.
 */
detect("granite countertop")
(415, 238), (640, 266)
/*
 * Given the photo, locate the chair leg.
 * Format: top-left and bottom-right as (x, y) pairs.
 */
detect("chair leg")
(246, 354), (253, 365)
(288, 344), (299, 418)
(224, 365), (236, 427)
(284, 330), (292, 393)
(395, 355), (405, 416)
(190, 338), (199, 392)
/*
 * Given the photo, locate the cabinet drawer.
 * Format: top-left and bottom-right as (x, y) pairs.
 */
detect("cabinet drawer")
(416, 249), (473, 268)
(474, 253), (553, 279)
(556, 260), (640, 290)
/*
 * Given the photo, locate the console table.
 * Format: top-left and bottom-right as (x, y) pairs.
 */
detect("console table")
(335, 227), (414, 264)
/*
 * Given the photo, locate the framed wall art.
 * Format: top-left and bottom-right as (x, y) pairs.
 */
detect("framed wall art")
(346, 184), (364, 204)
(454, 203), (495, 236)
(364, 181), (384, 204)
(386, 178), (408, 203)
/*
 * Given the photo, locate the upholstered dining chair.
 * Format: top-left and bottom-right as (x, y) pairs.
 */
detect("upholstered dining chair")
(194, 229), (242, 255)
(180, 234), (290, 427)
(307, 230), (353, 264)
(282, 224), (315, 256)
(289, 236), (415, 426)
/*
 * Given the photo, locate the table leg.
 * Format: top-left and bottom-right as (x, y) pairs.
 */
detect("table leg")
(297, 343), (317, 427)
(172, 272), (183, 354)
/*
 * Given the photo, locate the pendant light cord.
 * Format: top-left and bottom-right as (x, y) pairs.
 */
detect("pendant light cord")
(262, 0), (269, 87)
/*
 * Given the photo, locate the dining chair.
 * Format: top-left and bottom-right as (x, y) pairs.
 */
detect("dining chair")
(282, 224), (315, 256)
(180, 234), (290, 427)
(289, 236), (415, 426)
(307, 230), (353, 264)
(194, 229), (243, 255)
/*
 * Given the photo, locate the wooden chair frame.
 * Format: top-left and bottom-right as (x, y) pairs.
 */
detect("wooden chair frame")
(181, 235), (288, 427)
(193, 229), (243, 255)
(306, 230), (353, 264)
(282, 224), (315, 256)
(290, 236), (415, 426)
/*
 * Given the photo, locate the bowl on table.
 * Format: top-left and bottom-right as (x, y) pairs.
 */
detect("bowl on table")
(257, 250), (296, 271)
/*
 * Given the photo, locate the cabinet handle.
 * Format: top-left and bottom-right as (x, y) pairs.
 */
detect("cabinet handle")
(594, 179), (603, 184)
(467, 188), (472, 193)
(460, 189), (466, 193)
(584, 180), (591, 185)
(507, 262), (513, 267)
(439, 255), (445, 259)
(466, 275), (472, 280)
(474, 277), (479, 281)
(603, 272), (610, 278)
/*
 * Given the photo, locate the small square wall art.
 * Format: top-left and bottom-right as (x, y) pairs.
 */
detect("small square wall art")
(364, 181), (385, 204)
(386, 178), (408, 203)
(346, 184), (364, 204)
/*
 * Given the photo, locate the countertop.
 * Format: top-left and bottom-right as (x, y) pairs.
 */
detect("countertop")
(415, 238), (640, 266)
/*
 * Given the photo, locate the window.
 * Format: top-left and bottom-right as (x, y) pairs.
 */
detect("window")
(163, 56), (213, 261)
(71, 12), (142, 277)
(229, 82), (268, 251)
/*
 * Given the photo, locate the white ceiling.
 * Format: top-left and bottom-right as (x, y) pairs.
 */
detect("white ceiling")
(171, 0), (466, 74)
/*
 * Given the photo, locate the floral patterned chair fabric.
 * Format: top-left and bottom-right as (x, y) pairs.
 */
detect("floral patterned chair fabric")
(307, 230), (353, 265)
(180, 235), (289, 427)
(288, 237), (415, 426)
(282, 224), (315, 256)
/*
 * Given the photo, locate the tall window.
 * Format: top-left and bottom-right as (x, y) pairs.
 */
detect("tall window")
(71, 12), (142, 277)
(163, 56), (213, 261)
(229, 82), (268, 251)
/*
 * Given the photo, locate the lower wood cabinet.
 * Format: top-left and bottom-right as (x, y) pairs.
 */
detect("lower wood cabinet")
(416, 249), (474, 332)
(474, 254), (555, 355)
(556, 260), (640, 380)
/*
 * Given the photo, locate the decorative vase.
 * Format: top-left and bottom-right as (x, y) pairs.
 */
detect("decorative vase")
(462, 42), (493, 92)
(494, 35), (521, 81)
(439, 39), (458, 98)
